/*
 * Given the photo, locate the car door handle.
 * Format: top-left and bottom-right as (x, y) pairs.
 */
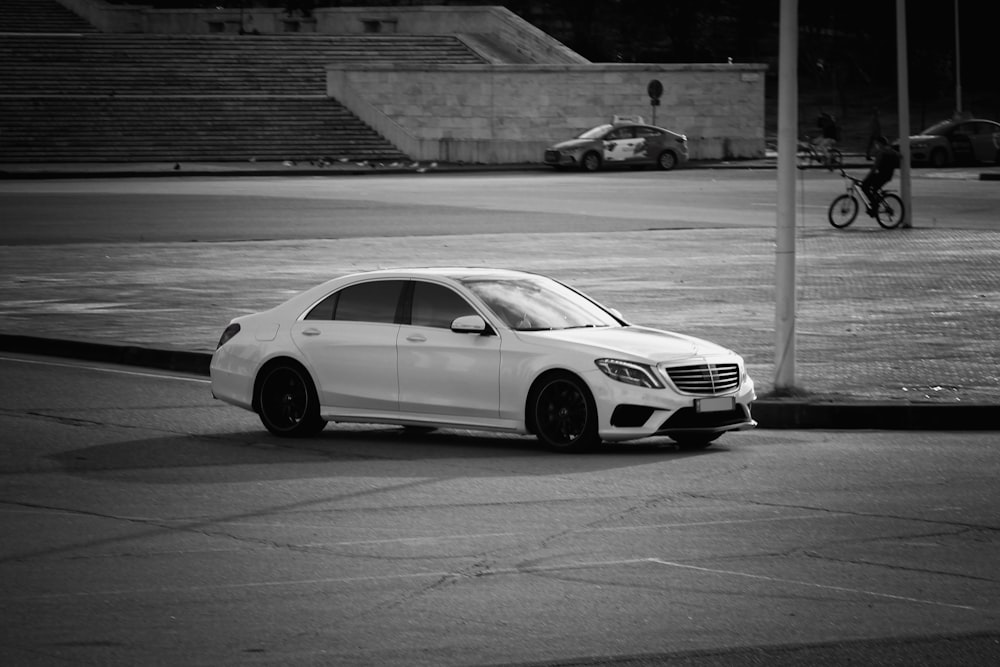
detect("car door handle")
(301, 328), (321, 336)
(406, 334), (427, 342)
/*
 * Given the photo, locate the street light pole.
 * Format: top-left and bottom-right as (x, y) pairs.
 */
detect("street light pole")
(954, 0), (962, 115)
(897, 0), (912, 228)
(774, 0), (798, 392)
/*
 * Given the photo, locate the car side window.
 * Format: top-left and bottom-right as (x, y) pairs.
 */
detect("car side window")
(635, 126), (661, 138)
(328, 280), (405, 323)
(607, 127), (634, 140)
(304, 291), (338, 320)
(410, 281), (477, 329)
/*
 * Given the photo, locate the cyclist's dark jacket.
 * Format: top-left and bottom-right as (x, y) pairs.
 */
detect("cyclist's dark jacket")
(873, 147), (900, 176)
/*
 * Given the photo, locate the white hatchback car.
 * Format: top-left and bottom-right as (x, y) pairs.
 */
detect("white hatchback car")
(211, 268), (756, 451)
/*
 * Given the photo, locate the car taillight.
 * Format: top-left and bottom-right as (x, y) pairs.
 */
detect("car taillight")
(216, 323), (240, 349)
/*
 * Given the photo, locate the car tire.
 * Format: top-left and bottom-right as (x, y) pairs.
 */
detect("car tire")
(581, 151), (602, 172)
(255, 360), (326, 437)
(671, 433), (722, 451)
(657, 150), (678, 171)
(929, 147), (949, 168)
(529, 371), (600, 452)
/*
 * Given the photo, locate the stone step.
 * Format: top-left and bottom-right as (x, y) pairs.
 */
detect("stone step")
(0, 97), (408, 162)
(0, 31), (471, 162)
(0, 0), (97, 33)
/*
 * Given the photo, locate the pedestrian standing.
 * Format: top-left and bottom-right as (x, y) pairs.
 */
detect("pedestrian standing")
(866, 106), (882, 160)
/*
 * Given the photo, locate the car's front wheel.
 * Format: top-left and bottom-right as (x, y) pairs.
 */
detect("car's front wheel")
(255, 361), (326, 437)
(529, 372), (600, 452)
(929, 147), (949, 168)
(581, 151), (602, 172)
(657, 150), (678, 171)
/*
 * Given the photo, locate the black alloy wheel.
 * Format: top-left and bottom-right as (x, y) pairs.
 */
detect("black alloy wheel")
(531, 372), (599, 452)
(256, 362), (326, 437)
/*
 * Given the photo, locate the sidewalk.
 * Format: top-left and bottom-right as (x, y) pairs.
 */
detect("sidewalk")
(1, 157), (998, 431)
(0, 154), (854, 178)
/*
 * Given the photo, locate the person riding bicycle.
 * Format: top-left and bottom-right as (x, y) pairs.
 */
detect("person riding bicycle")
(861, 136), (900, 213)
(813, 112), (840, 161)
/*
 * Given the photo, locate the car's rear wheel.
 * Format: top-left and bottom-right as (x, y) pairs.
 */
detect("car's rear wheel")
(671, 433), (722, 451)
(657, 150), (678, 171)
(929, 147), (948, 168)
(581, 151), (602, 172)
(530, 372), (600, 452)
(256, 361), (326, 437)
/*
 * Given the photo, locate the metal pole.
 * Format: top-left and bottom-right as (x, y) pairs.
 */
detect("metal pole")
(774, 0), (798, 391)
(954, 0), (962, 115)
(897, 0), (912, 228)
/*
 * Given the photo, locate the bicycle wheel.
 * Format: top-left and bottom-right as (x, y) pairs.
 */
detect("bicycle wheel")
(828, 194), (859, 228)
(875, 192), (905, 229)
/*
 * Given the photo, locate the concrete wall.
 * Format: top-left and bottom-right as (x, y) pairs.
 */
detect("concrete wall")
(327, 63), (767, 163)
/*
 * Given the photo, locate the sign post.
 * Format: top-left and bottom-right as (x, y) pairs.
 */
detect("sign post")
(647, 79), (663, 126)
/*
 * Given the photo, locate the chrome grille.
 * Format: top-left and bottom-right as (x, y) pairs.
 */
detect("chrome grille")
(665, 363), (740, 394)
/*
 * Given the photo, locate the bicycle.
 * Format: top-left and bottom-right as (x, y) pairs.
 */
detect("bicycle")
(797, 136), (842, 170)
(828, 168), (905, 229)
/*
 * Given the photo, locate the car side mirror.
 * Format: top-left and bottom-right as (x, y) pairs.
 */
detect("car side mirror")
(451, 314), (490, 335)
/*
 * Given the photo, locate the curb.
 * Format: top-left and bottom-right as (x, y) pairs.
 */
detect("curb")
(0, 158), (869, 179)
(3, 333), (996, 432)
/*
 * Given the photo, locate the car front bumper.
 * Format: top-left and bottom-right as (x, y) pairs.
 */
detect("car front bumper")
(587, 369), (757, 442)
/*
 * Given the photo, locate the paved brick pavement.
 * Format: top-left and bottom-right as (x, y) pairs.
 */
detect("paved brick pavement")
(1, 159), (998, 429)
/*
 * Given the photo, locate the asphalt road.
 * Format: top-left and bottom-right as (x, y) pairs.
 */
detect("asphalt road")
(1, 354), (998, 666)
(1, 168), (998, 245)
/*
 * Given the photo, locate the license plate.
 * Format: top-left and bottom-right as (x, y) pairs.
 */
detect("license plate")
(696, 396), (735, 413)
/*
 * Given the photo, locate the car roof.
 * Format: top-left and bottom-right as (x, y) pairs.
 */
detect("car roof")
(341, 267), (539, 280)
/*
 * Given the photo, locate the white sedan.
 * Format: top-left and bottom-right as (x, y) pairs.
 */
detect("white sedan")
(210, 268), (756, 451)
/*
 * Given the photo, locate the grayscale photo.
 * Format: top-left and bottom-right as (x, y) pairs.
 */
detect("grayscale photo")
(1, 1), (998, 665)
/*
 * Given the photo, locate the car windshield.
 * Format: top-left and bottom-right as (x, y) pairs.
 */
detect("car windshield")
(577, 124), (612, 140)
(919, 121), (954, 136)
(458, 275), (621, 331)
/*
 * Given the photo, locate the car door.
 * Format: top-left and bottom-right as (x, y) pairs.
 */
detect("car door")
(397, 280), (501, 419)
(291, 279), (404, 411)
(633, 126), (662, 164)
(949, 122), (975, 164)
(602, 126), (641, 164)
(969, 122), (999, 163)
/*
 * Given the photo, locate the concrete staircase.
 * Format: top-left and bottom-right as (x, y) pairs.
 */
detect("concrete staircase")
(0, 31), (486, 162)
(0, 0), (98, 33)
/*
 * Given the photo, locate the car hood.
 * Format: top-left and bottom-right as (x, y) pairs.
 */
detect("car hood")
(517, 325), (736, 362)
(549, 138), (596, 151)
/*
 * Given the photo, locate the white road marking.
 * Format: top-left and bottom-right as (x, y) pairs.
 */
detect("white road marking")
(645, 558), (980, 611)
(8, 554), (985, 613)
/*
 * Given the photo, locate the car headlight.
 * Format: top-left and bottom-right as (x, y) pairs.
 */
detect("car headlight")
(595, 359), (664, 389)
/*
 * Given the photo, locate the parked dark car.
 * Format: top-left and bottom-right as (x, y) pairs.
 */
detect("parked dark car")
(544, 116), (689, 172)
(899, 118), (1000, 167)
